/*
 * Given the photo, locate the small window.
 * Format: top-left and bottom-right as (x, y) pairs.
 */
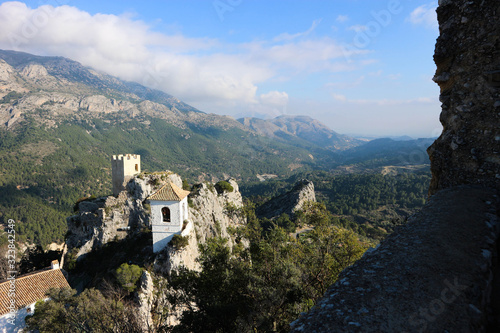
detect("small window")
(161, 207), (171, 222)
(135, 164), (139, 172)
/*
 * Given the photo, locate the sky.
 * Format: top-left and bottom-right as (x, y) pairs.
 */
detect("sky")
(0, 0), (442, 137)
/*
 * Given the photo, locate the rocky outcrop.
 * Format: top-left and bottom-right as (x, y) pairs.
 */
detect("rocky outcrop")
(291, 186), (499, 332)
(428, 0), (500, 194)
(256, 179), (316, 219)
(20, 63), (49, 79)
(0, 59), (13, 82)
(66, 172), (181, 259)
(67, 172), (246, 275)
(136, 270), (154, 330)
(154, 178), (246, 276)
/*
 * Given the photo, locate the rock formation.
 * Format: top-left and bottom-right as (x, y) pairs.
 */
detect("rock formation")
(154, 178), (246, 276)
(66, 172), (245, 275)
(256, 179), (316, 219)
(291, 1), (500, 331)
(428, 0), (500, 194)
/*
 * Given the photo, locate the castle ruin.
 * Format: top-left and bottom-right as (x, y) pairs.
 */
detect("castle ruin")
(112, 154), (141, 196)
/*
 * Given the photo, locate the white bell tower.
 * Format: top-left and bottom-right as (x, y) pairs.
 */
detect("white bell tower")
(148, 182), (190, 253)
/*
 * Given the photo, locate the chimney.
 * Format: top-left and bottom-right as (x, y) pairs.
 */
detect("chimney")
(51, 260), (60, 270)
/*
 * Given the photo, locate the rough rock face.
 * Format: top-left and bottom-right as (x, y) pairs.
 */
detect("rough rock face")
(428, 0), (500, 194)
(66, 172), (181, 259)
(20, 63), (49, 79)
(256, 179), (316, 219)
(67, 172), (245, 274)
(136, 270), (154, 330)
(0, 59), (13, 81)
(154, 178), (246, 276)
(291, 186), (499, 332)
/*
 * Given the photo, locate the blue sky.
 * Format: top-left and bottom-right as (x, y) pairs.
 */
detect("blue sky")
(0, 0), (441, 137)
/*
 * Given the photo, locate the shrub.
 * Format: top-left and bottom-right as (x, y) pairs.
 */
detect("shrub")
(170, 234), (189, 249)
(115, 263), (142, 293)
(215, 180), (234, 195)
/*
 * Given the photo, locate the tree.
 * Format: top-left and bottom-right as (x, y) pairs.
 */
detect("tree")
(25, 287), (142, 332)
(115, 263), (142, 293)
(215, 180), (234, 194)
(169, 238), (252, 333)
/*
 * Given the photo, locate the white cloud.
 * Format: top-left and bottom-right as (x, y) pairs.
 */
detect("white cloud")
(332, 94), (347, 102)
(326, 75), (365, 89)
(336, 15), (349, 23)
(0, 2), (369, 116)
(407, 3), (438, 29)
(260, 91), (289, 106)
(334, 96), (437, 106)
(274, 19), (322, 42)
(347, 25), (368, 33)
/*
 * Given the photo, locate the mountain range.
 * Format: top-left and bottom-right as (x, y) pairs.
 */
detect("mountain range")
(0, 49), (432, 246)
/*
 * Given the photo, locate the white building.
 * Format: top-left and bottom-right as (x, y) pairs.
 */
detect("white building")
(149, 182), (191, 253)
(111, 154), (141, 196)
(0, 261), (70, 333)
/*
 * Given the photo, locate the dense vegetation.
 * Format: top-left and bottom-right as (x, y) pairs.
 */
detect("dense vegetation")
(0, 113), (431, 248)
(25, 288), (142, 332)
(0, 117), (329, 247)
(167, 202), (366, 332)
(26, 202), (366, 333)
(242, 170), (431, 240)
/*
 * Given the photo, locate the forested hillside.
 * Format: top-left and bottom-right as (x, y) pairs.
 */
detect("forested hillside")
(242, 170), (431, 241)
(0, 50), (433, 247)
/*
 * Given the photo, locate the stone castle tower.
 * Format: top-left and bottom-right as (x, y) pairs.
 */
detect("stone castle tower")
(111, 154), (141, 196)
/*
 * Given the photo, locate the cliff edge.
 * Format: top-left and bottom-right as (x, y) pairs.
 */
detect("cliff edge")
(291, 0), (499, 331)
(428, 0), (500, 194)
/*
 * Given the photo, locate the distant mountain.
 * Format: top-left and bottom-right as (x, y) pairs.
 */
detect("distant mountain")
(0, 49), (343, 245)
(0, 49), (434, 247)
(339, 138), (435, 167)
(0, 49), (200, 113)
(238, 115), (361, 151)
(354, 135), (416, 141)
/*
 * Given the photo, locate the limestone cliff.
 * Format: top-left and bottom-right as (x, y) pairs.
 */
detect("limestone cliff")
(66, 172), (182, 259)
(428, 0), (500, 194)
(256, 179), (316, 219)
(66, 173), (245, 275)
(154, 179), (246, 276)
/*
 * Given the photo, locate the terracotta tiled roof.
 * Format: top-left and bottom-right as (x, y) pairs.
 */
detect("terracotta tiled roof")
(148, 182), (190, 201)
(0, 268), (70, 316)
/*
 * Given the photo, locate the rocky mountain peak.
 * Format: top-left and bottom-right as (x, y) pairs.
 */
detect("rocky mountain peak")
(20, 63), (49, 79)
(256, 179), (316, 219)
(0, 59), (14, 81)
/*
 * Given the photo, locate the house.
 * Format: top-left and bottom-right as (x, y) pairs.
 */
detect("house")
(0, 260), (70, 333)
(149, 182), (191, 253)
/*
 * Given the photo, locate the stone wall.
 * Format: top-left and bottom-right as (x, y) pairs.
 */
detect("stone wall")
(428, 0), (500, 194)
(112, 154), (141, 196)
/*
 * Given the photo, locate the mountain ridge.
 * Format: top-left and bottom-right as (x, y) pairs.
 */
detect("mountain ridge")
(238, 114), (361, 151)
